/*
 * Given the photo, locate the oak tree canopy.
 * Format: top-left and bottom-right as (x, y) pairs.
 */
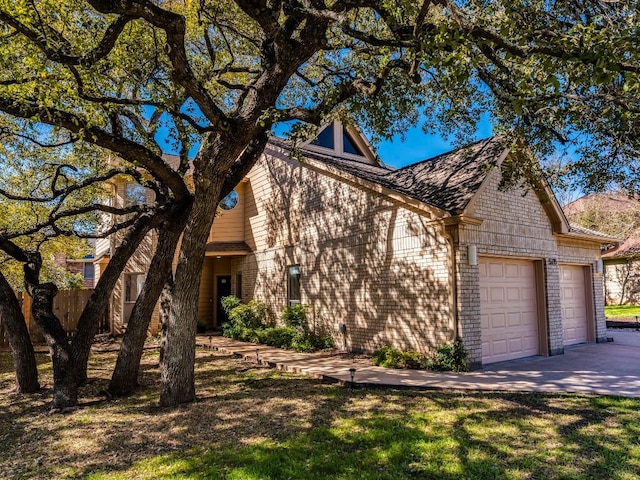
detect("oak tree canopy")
(0, 0), (638, 407)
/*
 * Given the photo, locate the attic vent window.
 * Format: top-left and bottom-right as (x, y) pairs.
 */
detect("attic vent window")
(343, 130), (365, 156)
(311, 124), (334, 149)
(219, 190), (239, 210)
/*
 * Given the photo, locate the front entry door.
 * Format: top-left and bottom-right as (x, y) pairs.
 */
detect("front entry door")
(216, 276), (232, 327)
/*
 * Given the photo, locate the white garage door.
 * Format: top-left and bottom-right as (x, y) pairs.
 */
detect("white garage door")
(480, 258), (539, 364)
(560, 265), (590, 346)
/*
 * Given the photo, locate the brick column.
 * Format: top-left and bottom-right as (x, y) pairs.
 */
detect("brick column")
(544, 258), (564, 356)
(456, 245), (482, 369)
(593, 268), (608, 342)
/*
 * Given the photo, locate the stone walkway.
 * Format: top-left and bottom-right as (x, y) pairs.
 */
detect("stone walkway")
(196, 330), (640, 398)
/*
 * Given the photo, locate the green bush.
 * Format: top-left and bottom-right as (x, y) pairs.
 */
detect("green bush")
(222, 298), (267, 340)
(426, 340), (468, 372)
(221, 295), (241, 315)
(228, 300), (267, 329)
(221, 299), (333, 352)
(281, 304), (308, 329)
(372, 345), (429, 369)
(372, 341), (468, 372)
(257, 327), (298, 349)
(197, 318), (207, 333)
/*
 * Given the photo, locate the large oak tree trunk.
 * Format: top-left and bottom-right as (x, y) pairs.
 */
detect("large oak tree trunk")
(27, 279), (78, 409)
(157, 131), (269, 407)
(109, 203), (190, 396)
(159, 185), (220, 406)
(0, 271), (40, 393)
(73, 211), (160, 383)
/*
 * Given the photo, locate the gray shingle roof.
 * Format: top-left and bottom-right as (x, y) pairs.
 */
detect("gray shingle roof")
(268, 136), (506, 214)
(382, 138), (505, 214)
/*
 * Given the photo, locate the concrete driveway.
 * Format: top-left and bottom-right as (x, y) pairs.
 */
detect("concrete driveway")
(475, 330), (640, 397)
(199, 330), (640, 398)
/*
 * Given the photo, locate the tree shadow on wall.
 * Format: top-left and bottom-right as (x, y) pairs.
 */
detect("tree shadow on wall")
(246, 151), (454, 353)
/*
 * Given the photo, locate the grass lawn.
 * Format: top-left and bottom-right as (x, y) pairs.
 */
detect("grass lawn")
(605, 304), (640, 318)
(1, 349), (639, 480)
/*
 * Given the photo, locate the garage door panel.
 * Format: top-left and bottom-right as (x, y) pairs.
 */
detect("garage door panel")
(480, 257), (539, 364)
(521, 288), (535, 302)
(506, 287), (520, 302)
(490, 313), (507, 329)
(507, 312), (522, 327)
(488, 262), (504, 277)
(505, 264), (519, 277)
(560, 265), (590, 346)
(490, 287), (505, 303)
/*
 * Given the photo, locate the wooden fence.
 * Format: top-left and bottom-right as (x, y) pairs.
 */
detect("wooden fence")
(0, 289), (109, 348)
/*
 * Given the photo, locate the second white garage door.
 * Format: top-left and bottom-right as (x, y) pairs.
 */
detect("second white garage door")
(560, 265), (590, 346)
(480, 258), (539, 364)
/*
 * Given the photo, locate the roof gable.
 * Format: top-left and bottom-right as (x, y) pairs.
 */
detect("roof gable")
(269, 130), (611, 245)
(268, 135), (507, 215)
(301, 120), (381, 166)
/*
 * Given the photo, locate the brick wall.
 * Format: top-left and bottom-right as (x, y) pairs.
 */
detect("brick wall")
(240, 147), (455, 354)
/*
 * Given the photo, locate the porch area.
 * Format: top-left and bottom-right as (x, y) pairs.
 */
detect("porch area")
(197, 241), (250, 330)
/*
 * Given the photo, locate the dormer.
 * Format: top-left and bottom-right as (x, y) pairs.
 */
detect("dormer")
(302, 120), (382, 166)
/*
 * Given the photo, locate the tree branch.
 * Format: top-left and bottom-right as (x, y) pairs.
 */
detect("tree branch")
(0, 95), (189, 199)
(0, 10), (133, 66)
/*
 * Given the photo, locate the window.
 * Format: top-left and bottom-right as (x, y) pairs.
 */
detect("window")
(125, 273), (145, 302)
(219, 190), (239, 210)
(311, 124), (334, 149)
(309, 121), (366, 157)
(83, 263), (94, 281)
(343, 130), (365, 156)
(123, 273), (146, 324)
(287, 265), (301, 305)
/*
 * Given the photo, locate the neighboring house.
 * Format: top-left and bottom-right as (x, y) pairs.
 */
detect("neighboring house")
(601, 232), (640, 305)
(564, 192), (639, 305)
(99, 121), (614, 368)
(54, 252), (96, 288)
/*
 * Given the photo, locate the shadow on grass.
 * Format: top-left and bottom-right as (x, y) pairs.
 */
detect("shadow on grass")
(83, 391), (640, 480)
(2, 350), (640, 480)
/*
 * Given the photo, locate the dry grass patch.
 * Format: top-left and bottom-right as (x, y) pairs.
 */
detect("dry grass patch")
(1, 348), (639, 479)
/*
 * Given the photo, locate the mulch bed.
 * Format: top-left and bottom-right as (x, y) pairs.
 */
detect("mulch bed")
(606, 317), (640, 329)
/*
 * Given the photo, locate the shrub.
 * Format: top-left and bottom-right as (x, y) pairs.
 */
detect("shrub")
(372, 345), (429, 369)
(221, 298), (333, 352)
(222, 299), (267, 340)
(258, 327), (298, 349)
(426, 340), (468, 372)
(281, 304), (308, 329)
(228, 300), (267, 329)
(221, 295), (241, 315)
(197, 319), (207, 333)
(372, 341), (468, 372)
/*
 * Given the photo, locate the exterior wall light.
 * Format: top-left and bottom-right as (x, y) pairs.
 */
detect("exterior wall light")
(596, 259), (604, 274)
(467, 245), (478, 266)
